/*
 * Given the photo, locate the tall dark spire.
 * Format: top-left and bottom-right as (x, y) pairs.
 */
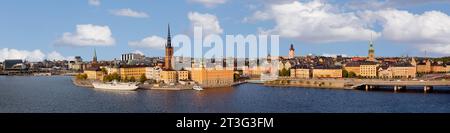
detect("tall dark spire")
(166, 24), (172, 48)
(93, 48), (98, 63)
(290, 44), (295, 51)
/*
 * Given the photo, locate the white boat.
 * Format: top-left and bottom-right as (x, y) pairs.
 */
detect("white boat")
(193, 85), (203, 91)
(92, 80), (139, 91)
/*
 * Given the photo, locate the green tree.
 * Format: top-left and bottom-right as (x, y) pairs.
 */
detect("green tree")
(139, 74), (147, 83)
(123, 76), (129, 82)
(348, 72), (356, 78)
(342, 69), (349, 78)
(234, 73), (240, 82)
(129, 76), (136, 82)
(76, 73), (88, 80)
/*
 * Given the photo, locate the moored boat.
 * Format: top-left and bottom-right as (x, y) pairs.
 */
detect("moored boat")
(92, 80), (139, 91)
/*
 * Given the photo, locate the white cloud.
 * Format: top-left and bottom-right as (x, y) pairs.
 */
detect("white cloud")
(321, 53), (348, 57)
(189, 0), (226, 7)
(0, 48), (72, 62)
(347, 0), (450, 10)
(188, 12), (223, 35)
(56, 24), (115, 47)
(47, 51), (73, 61)
(248, 0), (380, 43)
(88, 0), (100, 6)
(132, 50), (145, 55)
(129, 36), (166, 49)
(365, 9), (450, 54)
(110, 8), (149, 18)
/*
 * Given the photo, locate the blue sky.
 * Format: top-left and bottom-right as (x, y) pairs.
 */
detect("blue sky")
(1, 0), (450, 61)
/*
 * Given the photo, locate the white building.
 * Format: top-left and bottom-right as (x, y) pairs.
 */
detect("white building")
(145, 66), (161, 81)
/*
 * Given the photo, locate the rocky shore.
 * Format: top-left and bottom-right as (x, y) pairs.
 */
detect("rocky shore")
(72, 78), (94, 88)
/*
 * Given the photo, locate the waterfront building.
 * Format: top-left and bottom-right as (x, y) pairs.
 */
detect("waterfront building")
(289, 44), (295, 59)
(377, 66), (392, 79)
(290, 66), (310, 79)
(118, 66), (149, 80)
(312, 66), (342, 78)
(344, 61), (378, 78)
(191, 59), (234, 88)
(145, 66), (161, 81)
(391, 63), (416, 78)
(160, 70), (177, 84)
(3, 59), (25, 71)
(431, 64), (447, 73)
(343, 62), (361, 76)
(360, 63), (378, 78)
(177, 70), (189, 81)
(416, 59), (431, 73)
(84, 67), (104, 81)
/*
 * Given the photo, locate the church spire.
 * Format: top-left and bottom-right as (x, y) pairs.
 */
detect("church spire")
(166, 24), (172, 48)
(93, 48), (98, 63)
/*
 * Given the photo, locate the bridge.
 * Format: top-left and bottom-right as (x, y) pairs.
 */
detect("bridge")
(351, 80), (450, 92)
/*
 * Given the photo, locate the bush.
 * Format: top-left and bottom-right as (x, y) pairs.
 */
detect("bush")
(139, 74), (147, 83)
(129, 76), (136, 82)
(76, 74), (88, 80)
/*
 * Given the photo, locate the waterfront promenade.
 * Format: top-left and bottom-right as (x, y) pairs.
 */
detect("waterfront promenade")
(264, 77), (450, 92)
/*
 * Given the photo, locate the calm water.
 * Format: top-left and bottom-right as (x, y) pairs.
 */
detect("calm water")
(1, 76), (450, 113)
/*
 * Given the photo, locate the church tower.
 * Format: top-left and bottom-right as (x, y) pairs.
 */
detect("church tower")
(289, 44), (295, 59)
(164, 24), (174, 70)
(92, 48), (98, 64)
(367, 35), (375, 62)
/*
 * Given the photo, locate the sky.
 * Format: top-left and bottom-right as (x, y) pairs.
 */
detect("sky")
(1, 0), (450, 62)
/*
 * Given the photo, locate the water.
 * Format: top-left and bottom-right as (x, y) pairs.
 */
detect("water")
(1, 76), (450, 113)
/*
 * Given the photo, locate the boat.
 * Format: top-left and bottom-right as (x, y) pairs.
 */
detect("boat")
(92, 80), (139, 91)
(193, 85), (203, 91)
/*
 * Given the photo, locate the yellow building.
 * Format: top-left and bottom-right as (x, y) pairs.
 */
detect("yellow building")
(344, 62), (361, 76)
(312, 67), (342, 78)
(191, 68), (234, 88)
(416, 60), (431, 73)
(431, 65), (447, 73)
(391, 64), (416, 78)
(84, 68), (105, 81)
(360, 64), (378, 78)
(118, 66), (148, 80)
(160, 70), (177, 84)
(290, 68), (310, 78)
(177, 70), (189, 81)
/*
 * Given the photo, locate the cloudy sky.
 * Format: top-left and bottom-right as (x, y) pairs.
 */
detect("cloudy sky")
(1, 0), (450, 62)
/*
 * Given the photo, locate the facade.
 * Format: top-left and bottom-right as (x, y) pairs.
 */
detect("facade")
(343, 63), (361, 76)
(84, 68), (104, 81)
(431, 64), (447, 73)
(289, 44), (295, 59)
(145, 67), (161, 81)
(177, 70), (189, 81)
(3, 60), (25, 70)
(160, 70), (177, 84)
(191, 68), (234, 88)
(378, 67), (392, 79)
(312, 67), (342, 78)
(391, 65), (416, 78)
(118, 66), (148, 80)
(416, 60), (431, 73)
(360, 64), (378, 78)
(290, 68), (310, 78)
(121, 53), (144, 62)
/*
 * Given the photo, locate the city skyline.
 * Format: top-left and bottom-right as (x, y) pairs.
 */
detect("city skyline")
(1, 0), (450, 62)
